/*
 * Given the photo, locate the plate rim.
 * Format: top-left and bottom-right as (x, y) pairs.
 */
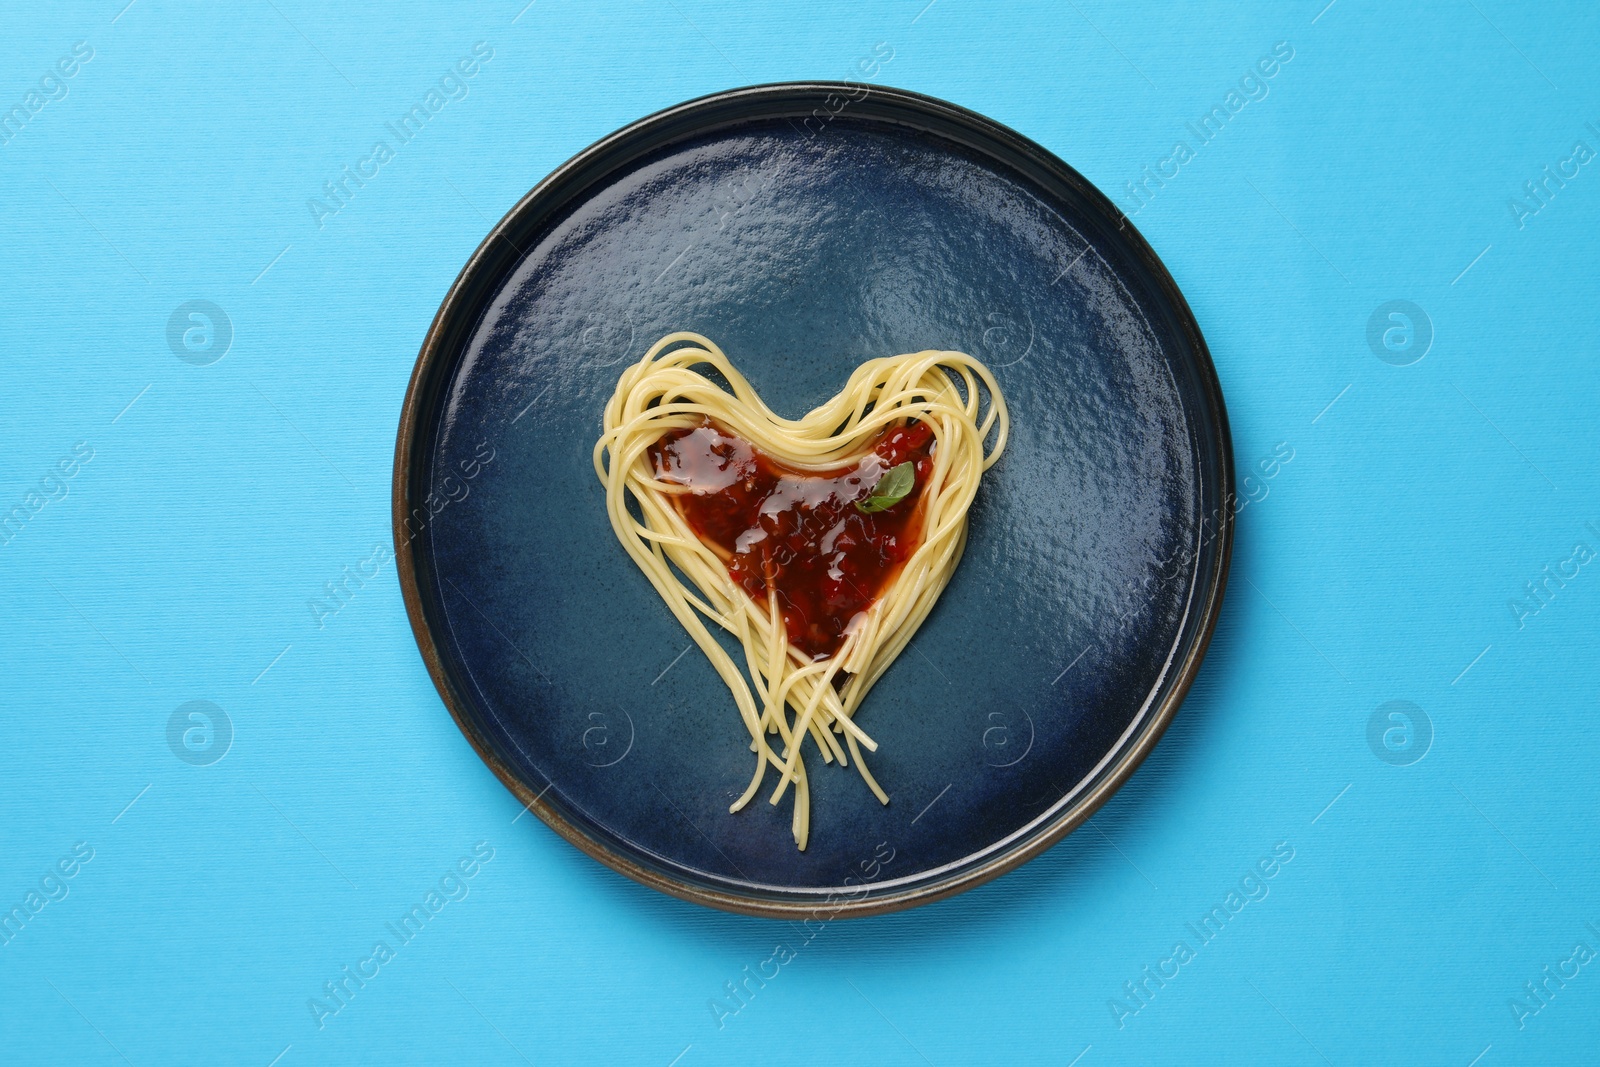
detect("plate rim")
(392, 80), (1234, 919)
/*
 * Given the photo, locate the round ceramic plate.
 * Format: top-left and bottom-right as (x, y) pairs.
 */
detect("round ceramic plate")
(394, 83), (1231, 918)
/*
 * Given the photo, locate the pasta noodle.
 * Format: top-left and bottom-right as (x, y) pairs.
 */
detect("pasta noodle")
(593, 332), (1008, 849)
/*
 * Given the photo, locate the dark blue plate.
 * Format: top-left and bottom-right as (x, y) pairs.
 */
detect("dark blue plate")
(394, 84), (1231, 917)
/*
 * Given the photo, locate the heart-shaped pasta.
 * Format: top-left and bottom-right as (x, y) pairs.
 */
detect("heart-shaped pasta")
(594, 333), (1008, 849)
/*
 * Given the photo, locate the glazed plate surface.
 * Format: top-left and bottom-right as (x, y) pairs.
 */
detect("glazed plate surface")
(394, 83), (1232, 917)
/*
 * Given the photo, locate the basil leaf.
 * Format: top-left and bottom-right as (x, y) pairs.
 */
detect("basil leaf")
(855, 461), (915, 514)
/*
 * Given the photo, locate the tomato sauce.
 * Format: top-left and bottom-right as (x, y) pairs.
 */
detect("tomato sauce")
(649, 420), (935, 660)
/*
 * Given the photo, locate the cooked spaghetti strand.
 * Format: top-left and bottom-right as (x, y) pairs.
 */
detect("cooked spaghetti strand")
(595, 333), (1006, 849)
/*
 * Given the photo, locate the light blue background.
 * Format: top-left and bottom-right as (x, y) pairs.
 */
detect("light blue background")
(2, 1), (1596, 1064)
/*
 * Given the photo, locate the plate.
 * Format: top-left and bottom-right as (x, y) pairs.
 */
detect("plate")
(393, 83), (1232, 917)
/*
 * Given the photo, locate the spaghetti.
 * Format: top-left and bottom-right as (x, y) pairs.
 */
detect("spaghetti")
(594, 333), (1008, 849)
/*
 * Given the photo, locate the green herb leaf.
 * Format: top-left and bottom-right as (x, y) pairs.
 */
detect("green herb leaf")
(855, 461), (915, 514)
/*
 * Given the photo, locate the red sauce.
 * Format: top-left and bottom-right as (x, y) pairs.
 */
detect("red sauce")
(649, 420), (935, 660)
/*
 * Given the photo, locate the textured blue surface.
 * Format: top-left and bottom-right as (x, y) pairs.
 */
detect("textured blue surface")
(2, 2), (1597, 1065)
(417, 106), (1221, 903)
